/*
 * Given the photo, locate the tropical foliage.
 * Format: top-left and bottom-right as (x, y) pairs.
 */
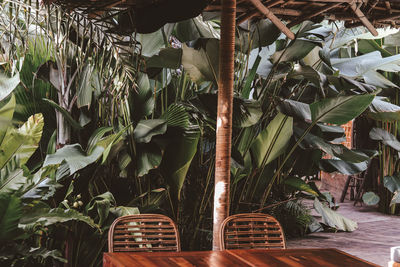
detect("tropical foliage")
(0, 0), (399, 266)
(323, 26), (400, 214)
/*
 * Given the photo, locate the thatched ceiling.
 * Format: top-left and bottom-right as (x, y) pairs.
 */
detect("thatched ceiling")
(48, 0), (400, 37)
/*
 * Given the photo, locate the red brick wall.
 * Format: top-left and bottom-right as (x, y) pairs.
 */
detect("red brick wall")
(320, 121), (353, 201)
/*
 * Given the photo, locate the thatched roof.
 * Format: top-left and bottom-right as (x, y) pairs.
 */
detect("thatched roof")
(48, 0), (400, 37)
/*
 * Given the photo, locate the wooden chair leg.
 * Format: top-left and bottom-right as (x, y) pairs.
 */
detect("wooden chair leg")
(340, 175), (352, 203)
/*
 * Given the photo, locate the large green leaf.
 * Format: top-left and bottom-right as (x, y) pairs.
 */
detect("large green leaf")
(77, 63), (94, 109)
(110, 206), (140, 217)
(136, 29), (167, 57)
(384, 30), (400, 47)
(242, 55), (261, 98)
(364, 70), (397, 88)
(319, 159), (368, 175)
(43, 144), (104, 175)
(237, 19), (280, 53)
(327, 75), (376, 94)
(160, 103), (190, 128)
(247, 44), (275, 78)
(369, 128), (400, 151)
(284, 177), (318, 196)
(85, 192), (115, 227)
(0, 94), (16, 144)
(0, 113), (44, 169)
(196, 93), (263, 128)
(358, 39), (392, 57)
(297, 128), (371, 163)
(362, 192), (380, 206)
(289, 65), (328, 92)
(0, 167), (25, 194)
(181, 39), (219, 84)
(20, 206), (98, 229)
(146, 48), (182, 69)
(130, 72), (155, 122)
(310, 94), (374, 125)
(137, 143), (162, 177)
(97, 125), (131, 164)
(383, 175), (400, 193)
(331, 51), (400, 88)
(15, 247), (66, 263)
(133, 119), (167, 143)
(13, 113), (44, 166)
(0, 193), (22, 242)
(0, 132), (24, 170)
(316, 123), (345, 142)
(86, 127), (113, 154)
(163, 131), (200, 200)
(314, 198), (358, 231)
(278, 99), (311, 121)
(271, 39), (320, 63)
(175, 16), (220, 42)
(368, 97), (400, 121)
(250, 113), (293, 168)
(325, 26), (396, 51)
(390, 191), (400, 206)
(0, 73), (20, 101)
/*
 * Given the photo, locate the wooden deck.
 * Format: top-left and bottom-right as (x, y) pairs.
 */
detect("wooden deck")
(287, 201), (400, 266)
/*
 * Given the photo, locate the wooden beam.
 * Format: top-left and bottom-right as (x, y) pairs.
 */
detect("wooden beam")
(248, 0), (295, 40)
(287, 2), (342, 27)
(269, 8), (302, 16)
(349, 2), (378, 36)
(237, 0), (285, 24)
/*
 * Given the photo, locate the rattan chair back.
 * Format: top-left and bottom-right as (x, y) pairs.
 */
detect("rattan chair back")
(219, 213), (286, 250)
(108, 214), (180, 252)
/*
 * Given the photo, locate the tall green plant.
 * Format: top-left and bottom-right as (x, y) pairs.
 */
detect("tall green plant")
(324, 25), (400, 214)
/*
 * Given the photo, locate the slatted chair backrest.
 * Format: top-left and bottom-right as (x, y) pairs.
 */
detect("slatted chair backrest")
(108, 214), (181, 252)
(219, 213), (286, 250)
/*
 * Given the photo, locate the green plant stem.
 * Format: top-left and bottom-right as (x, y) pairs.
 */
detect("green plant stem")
(259, 120), (318, 208)
(249, 116), (289, 201)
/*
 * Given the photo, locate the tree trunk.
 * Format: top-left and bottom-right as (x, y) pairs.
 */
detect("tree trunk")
(212, 0), (236, 251)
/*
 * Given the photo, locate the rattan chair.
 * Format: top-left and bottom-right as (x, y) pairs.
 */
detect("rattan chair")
(219, 213), (286, 250)
(108, 214), (181, 252)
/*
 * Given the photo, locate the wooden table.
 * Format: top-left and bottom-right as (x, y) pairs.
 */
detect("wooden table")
(103, 248), (379, 266)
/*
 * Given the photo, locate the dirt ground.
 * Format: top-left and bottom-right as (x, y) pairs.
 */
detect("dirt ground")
(287, 201), (400, 266)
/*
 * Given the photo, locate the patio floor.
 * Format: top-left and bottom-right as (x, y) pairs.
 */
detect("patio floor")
(287, 201), (400, 266)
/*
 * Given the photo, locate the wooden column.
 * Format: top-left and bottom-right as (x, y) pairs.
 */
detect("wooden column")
(212, 0), (236, 251)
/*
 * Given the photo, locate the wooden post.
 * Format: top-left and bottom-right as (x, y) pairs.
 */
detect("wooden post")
(349, 2), (378, 36)
(212, 0), (236, 251)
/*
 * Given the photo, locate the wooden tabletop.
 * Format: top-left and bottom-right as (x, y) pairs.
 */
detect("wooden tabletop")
(103, 248), (379, 267)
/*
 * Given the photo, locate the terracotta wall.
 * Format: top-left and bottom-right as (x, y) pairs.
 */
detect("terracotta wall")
(319, 121), (353, 201)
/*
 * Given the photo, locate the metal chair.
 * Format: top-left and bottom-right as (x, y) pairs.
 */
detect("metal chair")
(108, 214), (181, 252)
(219, 213), (286, 250)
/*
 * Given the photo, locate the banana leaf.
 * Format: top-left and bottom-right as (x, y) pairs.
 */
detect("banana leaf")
(310, 94), (374, 125)
(162, 131), (200, 201)
(314, 198), (357, 232)
(0, 73), (20, 102)
(43, 144), (104, 175)
(250, 113), (293, 168)
(0, 193), (22, 242)
(0, 113), (44, 169)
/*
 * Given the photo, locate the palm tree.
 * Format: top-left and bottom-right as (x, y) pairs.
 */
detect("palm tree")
(212, 0), (236, 251)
